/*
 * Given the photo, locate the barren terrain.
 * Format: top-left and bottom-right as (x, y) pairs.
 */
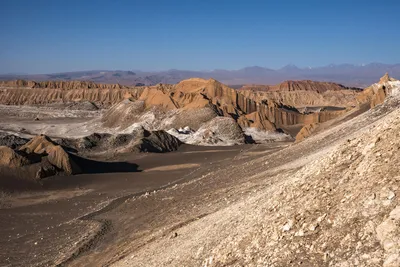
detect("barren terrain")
(0, 76), (399, 266)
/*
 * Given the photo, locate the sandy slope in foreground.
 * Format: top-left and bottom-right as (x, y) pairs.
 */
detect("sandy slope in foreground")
(112, 91), (400, 266)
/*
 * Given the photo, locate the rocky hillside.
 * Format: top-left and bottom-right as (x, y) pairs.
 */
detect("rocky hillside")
(112, 73), (400, 267)
(239, 80), (362, 108)
(292, 73), (400, 142)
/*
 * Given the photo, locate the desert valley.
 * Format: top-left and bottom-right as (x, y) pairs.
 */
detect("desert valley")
(0, 71), (399, 266)
(3, 0), (400, 265)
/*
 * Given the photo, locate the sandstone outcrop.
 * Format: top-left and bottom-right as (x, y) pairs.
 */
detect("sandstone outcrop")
(240, 89), (360, 108)
(0, 146), (32, 168)
(0, 87), (144, 107)
(379, 72), (397, 84)
(139, 87), (177, 110)
(93, 78), (356, 141)
(46, 145), (81, 175)
(0, 78), (364, 136)
(295, 123), (319, 142)
(239, 80), (361, 108)
(357, 73), (400, 108)
(19, 135), (81, 175)
(0, 80), (131, 90)
(172, 79), (353, 131)
(20, 135), (57, 154)
(0, 80), (145, 106)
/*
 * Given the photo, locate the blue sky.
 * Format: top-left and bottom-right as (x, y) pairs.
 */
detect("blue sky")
(1, 0), (399, 74)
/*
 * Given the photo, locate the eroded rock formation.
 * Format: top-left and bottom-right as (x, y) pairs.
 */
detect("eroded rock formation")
(239, 80), (362, 108)
(0, 80), (145, 106)
(0, 78), (364, 134)
(0, 146), (32, 168)
(295, 123), (319, 142)
(357, 73), (400, 108)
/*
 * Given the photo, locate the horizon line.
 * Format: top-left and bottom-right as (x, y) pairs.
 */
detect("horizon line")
(1, 62), (400, 76)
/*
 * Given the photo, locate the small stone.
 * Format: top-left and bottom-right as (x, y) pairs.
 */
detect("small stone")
(295, 229), (304, 236)
(282, 220), (294, 232)
(375, 137), (381, 144)
(317, 214), (327, 223)
(309, 223), (319, 231)
(389, 206), (400, 220)
(388, 191), (396, 200)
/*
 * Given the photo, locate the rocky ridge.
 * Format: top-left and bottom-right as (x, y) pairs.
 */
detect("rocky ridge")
(357, 73), (400, 108)
(0, 77), (373, 145)
(239, 80), (361, 108)
(97, 78), (352, 137)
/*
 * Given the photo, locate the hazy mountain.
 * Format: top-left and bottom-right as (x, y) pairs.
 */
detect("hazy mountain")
(1, 63), (400, 87)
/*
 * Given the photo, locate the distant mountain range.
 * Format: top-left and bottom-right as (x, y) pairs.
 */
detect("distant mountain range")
(1, 63), (400, 88)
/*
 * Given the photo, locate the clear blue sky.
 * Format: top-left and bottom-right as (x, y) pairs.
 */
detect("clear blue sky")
(1, 0), (399, 74)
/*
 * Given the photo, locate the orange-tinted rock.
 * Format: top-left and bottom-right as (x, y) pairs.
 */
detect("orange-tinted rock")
(238, 80), (362, 108)
(238, 111), (276, 131)
(0, 80), (129, 90)
(19, 135), (56, 154)
(0, 78), (361, 132)
(295, 123), (319, 142)
(0, 146), (32, 168)
(138, 88), (177, 110)
(0, 80), (145, 106)
(47, 145), (81, 175)
(357, 74), (399, 108)
(19, 135), (81, 174)
(379, 73), (397, 84)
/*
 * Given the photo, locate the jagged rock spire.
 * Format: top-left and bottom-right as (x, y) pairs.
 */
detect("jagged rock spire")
(379, 73), (398, 84)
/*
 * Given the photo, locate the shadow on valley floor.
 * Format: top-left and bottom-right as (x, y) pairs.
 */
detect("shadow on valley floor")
(0, 155), (141, 192)
(70, 154), (141, 174)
